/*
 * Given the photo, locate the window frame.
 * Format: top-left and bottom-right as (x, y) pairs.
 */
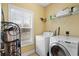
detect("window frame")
(8, 4), (34, 47)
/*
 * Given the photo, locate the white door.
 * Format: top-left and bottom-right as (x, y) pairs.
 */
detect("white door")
(50, 42), (70, 56)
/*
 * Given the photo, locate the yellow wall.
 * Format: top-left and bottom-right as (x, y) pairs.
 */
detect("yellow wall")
(45, 3), (79, 36)
(2, 4), (8, 21)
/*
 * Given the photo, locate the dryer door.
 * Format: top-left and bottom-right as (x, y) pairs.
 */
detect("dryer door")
(50, 42), (71, 56)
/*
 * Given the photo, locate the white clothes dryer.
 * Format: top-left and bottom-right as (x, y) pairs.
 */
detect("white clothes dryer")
(36, 32), (53, 56)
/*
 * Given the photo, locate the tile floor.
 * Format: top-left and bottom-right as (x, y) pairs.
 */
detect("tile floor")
(29, 53), (39, 56)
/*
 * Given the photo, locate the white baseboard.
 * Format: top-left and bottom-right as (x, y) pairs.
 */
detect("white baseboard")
(21, 49), (35, 56)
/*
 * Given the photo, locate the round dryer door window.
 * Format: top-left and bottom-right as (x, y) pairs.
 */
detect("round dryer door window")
(50, 43), (70, 56)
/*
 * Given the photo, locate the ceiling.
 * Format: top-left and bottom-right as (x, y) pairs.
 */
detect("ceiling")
(37, 3), (50, 7)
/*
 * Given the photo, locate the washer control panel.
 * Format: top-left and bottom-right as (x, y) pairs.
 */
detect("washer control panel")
(57, 40), (75, 44)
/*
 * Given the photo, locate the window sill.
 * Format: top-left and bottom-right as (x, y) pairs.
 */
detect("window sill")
(21, 40), (33, 47)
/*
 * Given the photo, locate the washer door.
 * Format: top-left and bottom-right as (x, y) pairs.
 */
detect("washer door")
(50, 43), (71, 56)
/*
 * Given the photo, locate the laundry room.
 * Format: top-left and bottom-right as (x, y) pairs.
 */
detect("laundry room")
(1, 3), (79, 56)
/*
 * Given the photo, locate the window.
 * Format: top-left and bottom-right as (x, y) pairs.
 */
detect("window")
(8, 4), (34, 47)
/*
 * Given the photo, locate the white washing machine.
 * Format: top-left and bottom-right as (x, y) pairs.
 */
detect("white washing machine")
(36, 32), (53, 56)
(49, 36), (79, 56)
